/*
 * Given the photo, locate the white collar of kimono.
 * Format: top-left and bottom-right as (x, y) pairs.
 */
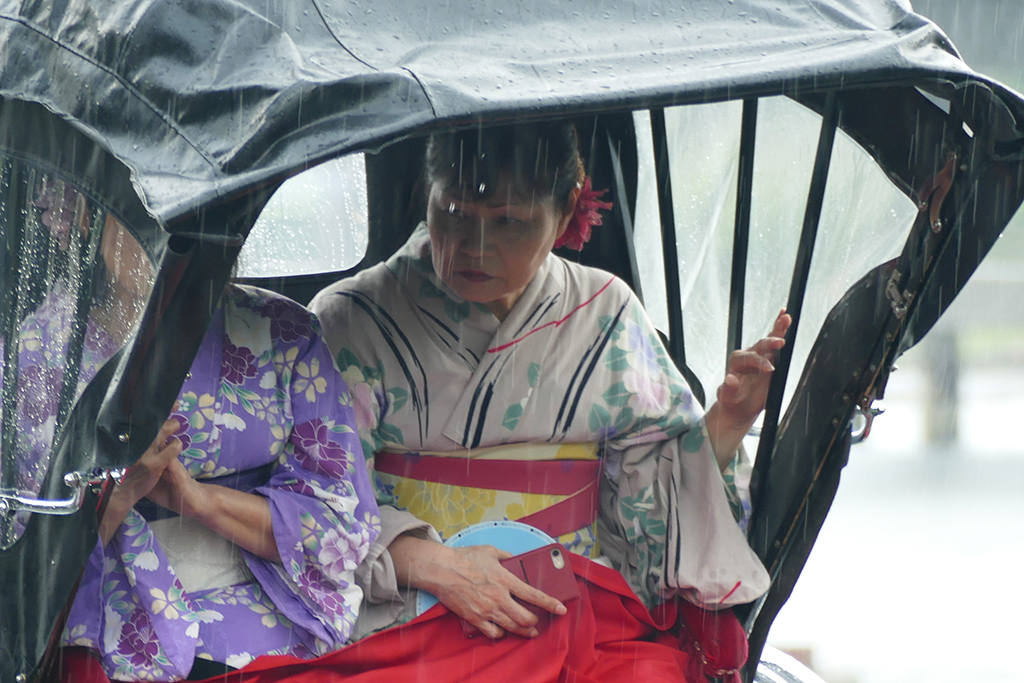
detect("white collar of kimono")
(394, 223), (572, 447)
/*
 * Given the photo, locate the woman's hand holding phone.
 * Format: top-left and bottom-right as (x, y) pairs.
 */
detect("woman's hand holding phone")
(461, 544), (579, 638)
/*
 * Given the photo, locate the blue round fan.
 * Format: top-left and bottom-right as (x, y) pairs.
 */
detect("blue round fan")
(414, 520), (556, 615)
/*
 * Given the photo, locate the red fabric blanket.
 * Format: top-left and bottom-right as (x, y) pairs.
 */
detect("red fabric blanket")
(58, 555), (747, 683)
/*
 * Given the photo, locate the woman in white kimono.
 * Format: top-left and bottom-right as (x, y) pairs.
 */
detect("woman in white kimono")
(306, 121), (790, 682)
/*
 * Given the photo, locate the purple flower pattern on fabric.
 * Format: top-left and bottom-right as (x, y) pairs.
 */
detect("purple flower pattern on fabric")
(58, 285), (379, 680)
(222, 337), (258, 385)
(261, 298), (313, 343)
(319, 524), (371, 579)
(169, 413), (192, 451)
(296, 564), (349, 618)
(116, 608), (160, 669)
(292, 418), (353, 479)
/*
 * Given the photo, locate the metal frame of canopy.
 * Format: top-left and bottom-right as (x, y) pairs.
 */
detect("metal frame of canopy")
(643, 77), (1024, 675)
(1, 2), (1024, 681)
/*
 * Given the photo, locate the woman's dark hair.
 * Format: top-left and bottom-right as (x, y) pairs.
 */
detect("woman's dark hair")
(425, 121), (585, 213)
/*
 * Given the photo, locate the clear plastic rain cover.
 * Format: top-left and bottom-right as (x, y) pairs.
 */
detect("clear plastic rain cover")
(0, 163), (155, 549)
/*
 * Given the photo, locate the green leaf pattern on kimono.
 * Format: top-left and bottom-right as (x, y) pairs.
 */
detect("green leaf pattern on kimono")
(337, 348), (403, 507)
(593, 304), (754, 605)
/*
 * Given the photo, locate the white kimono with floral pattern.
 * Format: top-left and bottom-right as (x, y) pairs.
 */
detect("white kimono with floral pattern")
(311, 225), (769, 635)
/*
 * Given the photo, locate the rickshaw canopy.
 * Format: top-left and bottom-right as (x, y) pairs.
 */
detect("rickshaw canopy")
(0, 0), (999, 229)
(2, 1), (1023, 681)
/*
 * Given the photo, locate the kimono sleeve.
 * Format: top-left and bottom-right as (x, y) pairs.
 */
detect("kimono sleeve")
(325, 341), (442, 635)
(592, 295), (770, 610)
(309, 277), (407, 509)
(246, 319), (381, 651)
(62, 513), (216, 680)
(309, 280), (441, 637)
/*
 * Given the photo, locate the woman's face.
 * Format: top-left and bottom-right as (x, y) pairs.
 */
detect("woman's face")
(427, 173), (572, 320)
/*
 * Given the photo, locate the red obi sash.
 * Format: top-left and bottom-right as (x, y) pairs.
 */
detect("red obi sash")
(375, 452), (601, 540)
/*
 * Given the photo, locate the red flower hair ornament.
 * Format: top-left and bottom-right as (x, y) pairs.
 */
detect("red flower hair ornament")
(554, 176), (613, 251)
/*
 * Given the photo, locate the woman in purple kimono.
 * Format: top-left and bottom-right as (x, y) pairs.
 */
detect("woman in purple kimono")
(15, 203), (381, 681)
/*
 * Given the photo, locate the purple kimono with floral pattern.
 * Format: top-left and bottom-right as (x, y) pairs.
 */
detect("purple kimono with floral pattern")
(55, 285), (379, 681)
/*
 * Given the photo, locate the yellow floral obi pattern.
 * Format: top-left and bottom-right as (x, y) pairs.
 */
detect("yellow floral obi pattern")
(376, 443), (601, 558)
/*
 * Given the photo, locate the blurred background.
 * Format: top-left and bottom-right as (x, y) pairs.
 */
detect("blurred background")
(765, 2), (1024, 682)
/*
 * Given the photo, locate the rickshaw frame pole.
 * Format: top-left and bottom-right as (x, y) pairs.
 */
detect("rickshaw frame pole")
(728, 98), (759, 356)
(0, 160), (25, 498)
(651, 107), (687, 365)
(606, 130), (645, 306)
(750, 91), (839, 525)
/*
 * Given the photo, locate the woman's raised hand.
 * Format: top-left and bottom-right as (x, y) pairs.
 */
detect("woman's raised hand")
(390, 535), (567, 639)
(705, 309), (791, 470)
(717, 309), (791, 425)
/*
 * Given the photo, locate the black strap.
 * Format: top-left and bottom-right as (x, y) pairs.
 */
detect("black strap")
(186, 657), (239, 680)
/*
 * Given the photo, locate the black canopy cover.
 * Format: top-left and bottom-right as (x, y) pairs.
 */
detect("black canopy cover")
(1, 1), (1023, 681)
(0, 0), (999, 228)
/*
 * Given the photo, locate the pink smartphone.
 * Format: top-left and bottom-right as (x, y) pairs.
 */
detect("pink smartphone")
(461, 544), (579, 637)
